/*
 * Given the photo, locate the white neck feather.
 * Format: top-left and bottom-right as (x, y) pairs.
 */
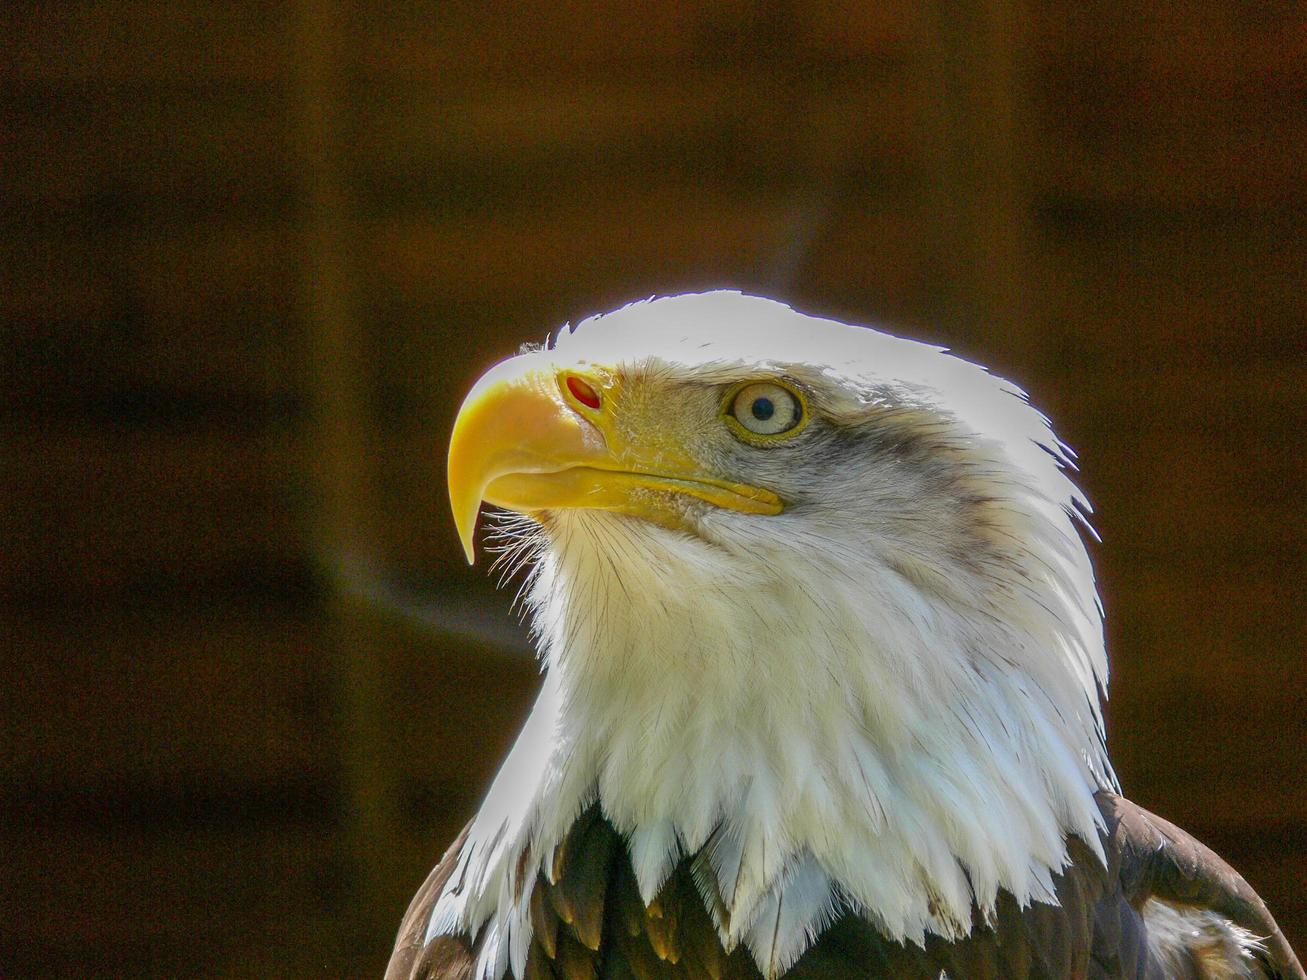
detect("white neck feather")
(428, 477), (1114, 979)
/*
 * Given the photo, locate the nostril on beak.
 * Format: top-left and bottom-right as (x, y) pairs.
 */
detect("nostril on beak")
(565, 375), (602, 410)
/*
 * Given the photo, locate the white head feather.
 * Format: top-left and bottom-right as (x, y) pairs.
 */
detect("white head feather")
(427, 292), (1115, 979)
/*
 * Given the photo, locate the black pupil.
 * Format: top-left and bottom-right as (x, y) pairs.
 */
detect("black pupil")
(751, 397), (775, 421)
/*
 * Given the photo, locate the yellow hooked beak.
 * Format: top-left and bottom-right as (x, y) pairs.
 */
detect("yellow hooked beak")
(447, 352), (783, 562)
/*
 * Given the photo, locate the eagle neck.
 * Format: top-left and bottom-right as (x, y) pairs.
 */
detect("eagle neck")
(432, 504), (1113, 979)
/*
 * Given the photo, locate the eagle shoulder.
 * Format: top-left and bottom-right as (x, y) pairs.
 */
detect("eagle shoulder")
(386, 824), (476, 980)
(1098, 791), (1305, 980)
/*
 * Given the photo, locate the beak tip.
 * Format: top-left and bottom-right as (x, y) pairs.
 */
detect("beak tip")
(452, 500), (480, 566)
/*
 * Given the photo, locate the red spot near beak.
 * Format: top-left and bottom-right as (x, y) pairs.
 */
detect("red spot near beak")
(566, 375), (602, 410)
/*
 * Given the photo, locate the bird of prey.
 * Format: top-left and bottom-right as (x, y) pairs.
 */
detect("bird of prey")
(388, 292), (1302, 980)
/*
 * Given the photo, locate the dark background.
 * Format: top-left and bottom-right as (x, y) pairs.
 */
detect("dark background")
(3, 2), (1304, 976)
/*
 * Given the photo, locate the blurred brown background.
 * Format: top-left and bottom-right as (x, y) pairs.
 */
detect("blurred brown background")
(3, 1), (1304, 976)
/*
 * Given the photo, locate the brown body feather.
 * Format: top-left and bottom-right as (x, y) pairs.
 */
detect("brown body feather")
(387, 793), (1303, 980)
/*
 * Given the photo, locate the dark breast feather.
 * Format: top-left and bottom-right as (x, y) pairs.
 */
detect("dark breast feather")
(387, 793), (1303, 980)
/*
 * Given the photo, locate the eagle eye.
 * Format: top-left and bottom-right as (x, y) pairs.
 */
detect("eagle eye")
(726, 381), (806, 440)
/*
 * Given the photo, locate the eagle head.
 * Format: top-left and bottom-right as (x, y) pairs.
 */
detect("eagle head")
(437, 291), (1114, 977)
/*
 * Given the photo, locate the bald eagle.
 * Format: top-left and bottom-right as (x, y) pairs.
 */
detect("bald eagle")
(388, 293), (1302, 980)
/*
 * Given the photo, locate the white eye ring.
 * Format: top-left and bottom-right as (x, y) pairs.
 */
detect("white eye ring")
(729, 382), (803, 437)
